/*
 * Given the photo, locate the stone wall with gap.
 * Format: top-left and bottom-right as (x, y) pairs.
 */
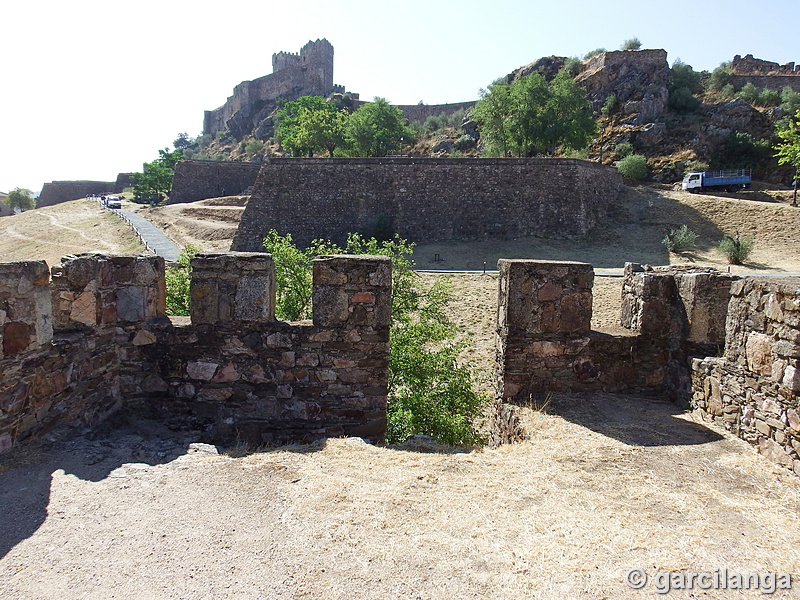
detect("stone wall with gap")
(232, 157), (622, 251)
(691, 277), (800, 476)
(495, 261), (737, 405)
(0, 252), (391, 454)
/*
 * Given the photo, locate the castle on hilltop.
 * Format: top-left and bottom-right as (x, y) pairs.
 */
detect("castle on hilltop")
(203, 39), (346, 137)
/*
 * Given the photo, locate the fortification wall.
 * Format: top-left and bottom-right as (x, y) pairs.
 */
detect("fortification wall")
(692, 277), (800, 475)
(37, 180), (118, 208)
(0, 252), (390, 454)
(0, 201), (12, 217)
(729, 75), (800, 93)
(169, 160), (262, 204)
(232, 158), (622, 251)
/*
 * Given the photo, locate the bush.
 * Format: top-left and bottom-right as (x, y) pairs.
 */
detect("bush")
(453, 134), (476, 151)
(621, 37), (642, 50)
(261, 230), (489, 446)
(614, 142), (634, 158)
(708, 63), (732, 92)
(165, 245), (200, 316)
(662, 225), (698, 253)
(616, 153), (648, 180)
(683, 160), (710, 175)
(669, 87), (701, 113)
(719, 231), (754, 265)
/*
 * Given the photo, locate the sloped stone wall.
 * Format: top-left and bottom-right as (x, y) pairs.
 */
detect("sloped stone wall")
(232, 158), (622, 251)
(169, 160), (261, 204)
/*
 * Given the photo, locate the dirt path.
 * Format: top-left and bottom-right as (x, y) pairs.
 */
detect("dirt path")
(2, 396), (799, 600)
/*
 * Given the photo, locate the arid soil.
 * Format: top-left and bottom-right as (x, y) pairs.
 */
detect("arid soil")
(2, 186), (800, 599)
(0, 199), (145, 267)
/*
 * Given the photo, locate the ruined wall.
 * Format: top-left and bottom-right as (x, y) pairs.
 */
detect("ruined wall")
(169, 160), (262, 204)
(495, 262), (736, 404)
(691, 277), (800, 476)
(729, 54), (800, 93)
(0, 255), (165, 453)
(232, 158), (622, 251)
(0, 252), (390, 454)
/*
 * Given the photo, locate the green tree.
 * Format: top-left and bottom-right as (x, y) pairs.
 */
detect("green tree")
(473, 70), (597, 157)
(775, 108), (800, 189)
(164, 245), (200, 316)
(6, 188), (35, 211)
(616, 153), (648, 180)
(708, 62), (732, 92)
(131, 148), (184, 201)
(262, 230), (488, 445)
(173, 132), (193, 149)
(275, 96), (349, 157)
(342, 97), (411, 157)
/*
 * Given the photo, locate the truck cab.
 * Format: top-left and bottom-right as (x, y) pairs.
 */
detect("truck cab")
(682, 172), (703, 192)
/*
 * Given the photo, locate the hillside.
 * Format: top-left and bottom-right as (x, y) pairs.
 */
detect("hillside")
(0, 199), (145, 267)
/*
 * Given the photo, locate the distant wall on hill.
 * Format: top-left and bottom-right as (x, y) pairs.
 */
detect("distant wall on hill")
(232, 157), (622, 251)
(37, 181), (119, 208)
(169, 160), (262, 204)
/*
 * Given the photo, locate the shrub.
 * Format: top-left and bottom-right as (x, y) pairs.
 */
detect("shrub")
(669, 87), (701, 113)
(614, 142), (634, 158)
(165, 245), (200, 316)
(245, 139), (265, 158)
(261, 230), (489, 446)
(708, 62), (732, 92)
(621, 37), (642, 50)
(601, 94), (617, 117)
(662, 225), (698, 253)
(453, 134), (476, 151)
(616, 153), (648, 180)
(719, 231), (754, 265)
(583, 48), (606, 60)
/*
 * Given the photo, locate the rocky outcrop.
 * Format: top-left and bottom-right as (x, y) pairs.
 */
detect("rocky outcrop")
(575, 49), (670, 125)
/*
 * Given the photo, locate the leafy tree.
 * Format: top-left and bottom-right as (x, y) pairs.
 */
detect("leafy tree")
(6, 188), (35, 211)
(473, 70), (597, 157)
(275, 96), (349, 157)
(775, 108), (800, 186)
(621, 38), (642, 50)
(130, 148), (184, 201)
(708, 62), (732, 92)
(668, 60), (702, 113)
(716, 132), (772, 170)
(173, 132), (193, 150)
(261, 230), (488, 445)
(342, 97), (411, 157)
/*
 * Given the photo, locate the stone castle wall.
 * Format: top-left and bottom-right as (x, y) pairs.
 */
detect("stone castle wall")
(37, 180), (125, 208)
(231, 158), (622, 251)
(169, 160), (262, 204)
(729, 54), (800, 93)
(0, 252), (391, 454)
(393, 101), (477, 124)
(204, 39), (336, 137)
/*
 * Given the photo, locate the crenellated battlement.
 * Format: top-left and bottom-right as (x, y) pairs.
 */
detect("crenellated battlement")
(0, 252), (391, 453)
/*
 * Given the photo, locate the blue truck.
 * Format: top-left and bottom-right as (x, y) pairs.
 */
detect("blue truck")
(681, 169), (752, 193)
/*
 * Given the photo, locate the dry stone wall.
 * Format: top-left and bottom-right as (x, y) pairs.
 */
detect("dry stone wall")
(232, 158), (622, 251)
(0, 252), (391, 454)
(37, 180), (122, 208)
(691, 277), (800, 476)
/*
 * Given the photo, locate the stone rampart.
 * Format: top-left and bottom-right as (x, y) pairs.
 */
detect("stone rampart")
(169, 160), (262, 204)
(0, 252), (391, 454)
(232, 158), (622, 251)
(691, 277), (800, 475)
(37, 181), (119, 208)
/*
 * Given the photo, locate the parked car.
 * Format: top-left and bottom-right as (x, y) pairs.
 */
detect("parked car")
(106, 196), (122, 209)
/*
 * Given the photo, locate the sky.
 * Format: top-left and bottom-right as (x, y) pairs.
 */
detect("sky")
(1, 0), (797, 196)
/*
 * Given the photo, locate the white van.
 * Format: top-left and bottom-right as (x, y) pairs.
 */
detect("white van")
(106, 196), (122, 209)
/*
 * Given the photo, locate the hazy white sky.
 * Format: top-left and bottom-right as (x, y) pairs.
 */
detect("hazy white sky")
(1, 0), (797, 195)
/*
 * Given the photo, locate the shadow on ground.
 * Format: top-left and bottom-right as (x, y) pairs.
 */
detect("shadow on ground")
(540, 391), (724, 447)
(0, 414), (203, 560)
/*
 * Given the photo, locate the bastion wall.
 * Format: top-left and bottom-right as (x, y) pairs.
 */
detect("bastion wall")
(231, 158), (622, 251)
(169, 160), (262, 204)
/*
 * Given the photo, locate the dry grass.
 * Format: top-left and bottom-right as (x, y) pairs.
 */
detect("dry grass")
(0, 199), (145, 267)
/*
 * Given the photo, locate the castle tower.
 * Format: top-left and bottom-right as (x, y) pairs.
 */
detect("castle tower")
(299, 38), (334, 96)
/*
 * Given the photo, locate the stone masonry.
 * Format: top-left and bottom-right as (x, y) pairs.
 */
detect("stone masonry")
(0, 252), (391, 454)
(232, 158), (622, 251)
